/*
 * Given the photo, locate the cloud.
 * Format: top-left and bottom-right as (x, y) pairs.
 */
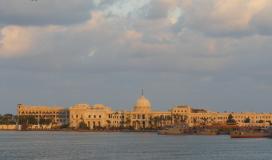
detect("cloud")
(0, 26), (33, 57)
(178, 0), (272, 37)
(0, 0), (94, 26)
(75, 11), (105, 32)
(1, 0), (272, 113)
(101, 0), (151, 18)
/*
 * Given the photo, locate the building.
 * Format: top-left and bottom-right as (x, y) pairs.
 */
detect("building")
(17, 104), (68, 127)
(69, 103), (112, 129)
(16, 94), (272, 130)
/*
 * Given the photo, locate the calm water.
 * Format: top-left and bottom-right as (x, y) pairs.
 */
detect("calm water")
(0, 131), (271, 160)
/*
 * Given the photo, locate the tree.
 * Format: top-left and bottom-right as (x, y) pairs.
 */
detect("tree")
(165, 115), (172, 126)
(244, 117), (250, 123)
(18, 115), (37, 125)
(40, 118), (52, 125)
(0, 114), (16, 125)
(125, 117), (131, 128)
(192, 118), (197, 125)
(153, 116), (161, 128)
(200, 117), (209, 126)
(106, 120), (111, 128)
(180, 115), (188, 123)
(135, 120), (141, 129)
(149, 117), (154, 129)
(266, 121), (272, 125)
(172, 114), (188, 126)
(226, 114), (236, 125)
(173, 114), (179, 125)
(78, 121), (88, 129)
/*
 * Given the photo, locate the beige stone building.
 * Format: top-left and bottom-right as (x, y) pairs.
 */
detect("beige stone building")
(69, 103), (112, 129)
(17, 104), (68, 126)
(68, 95), (172, 129)
(17, 95), (272, 129)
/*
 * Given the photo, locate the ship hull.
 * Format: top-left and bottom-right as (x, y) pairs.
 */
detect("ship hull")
(230, 131), (270, 138)
(231, 135), (268, 138)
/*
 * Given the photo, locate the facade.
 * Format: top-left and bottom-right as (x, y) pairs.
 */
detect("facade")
(69, 104), (112, 129)
(16, 95), (272, 129)
(17, 104), (68, 126)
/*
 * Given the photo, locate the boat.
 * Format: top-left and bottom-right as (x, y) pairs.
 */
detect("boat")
(158, 124), (189, 135)
(230, 129), (270, 138)
(195, 129), (219, 135)
(158, 127), (186, 135)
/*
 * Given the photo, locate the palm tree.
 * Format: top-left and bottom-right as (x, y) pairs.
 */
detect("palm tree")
(165, 115), (172, 126)
(135, 120), (141, 130)
(149, 116), (154, 129)
(180, 115), (188, 123)
(153, 116), (160, 129)
(244, 117), (250, 123)
(226, 114), (236, 125)
(106, 120), (111, 128)
(200, 117), (209, 126)
(125, 117), (131, 128)
(192, 118), (197, 126)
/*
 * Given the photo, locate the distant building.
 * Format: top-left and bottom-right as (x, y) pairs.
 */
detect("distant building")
(16, 94), (272, 129)
(17, 104), (68, 127)
(69, 104), (112, 129)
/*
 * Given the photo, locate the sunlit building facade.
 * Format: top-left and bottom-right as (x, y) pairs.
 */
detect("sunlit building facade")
(69, 103), (112, 129)
(17, 95), (272, 129)
(17, 104), (68, 126)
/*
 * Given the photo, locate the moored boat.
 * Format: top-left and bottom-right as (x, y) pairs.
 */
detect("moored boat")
(158, 127), (186, 135)
(158, 124), (189, 135)
(230, 129), (270, 138)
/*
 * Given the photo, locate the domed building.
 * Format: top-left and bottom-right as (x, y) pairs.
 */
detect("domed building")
(129, 93), (155, 129)
(133, 95), (152, 112)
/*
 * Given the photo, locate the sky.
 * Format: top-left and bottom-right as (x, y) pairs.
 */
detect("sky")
(1, 0), (272, 114)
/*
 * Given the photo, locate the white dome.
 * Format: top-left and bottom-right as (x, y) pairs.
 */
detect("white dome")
(133, 96), (152, 112)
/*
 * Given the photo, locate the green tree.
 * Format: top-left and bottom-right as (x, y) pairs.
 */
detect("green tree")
(18, 115), (37, 125)
(244, 117), (250, 123)
(78, 121), (88, 129)
(153, 116), (161, 128)
(125, 117), (131, 128)
(180, 115), (188, 123)
(40, 118), (52, 125)
(200, 117), (209, 126)
(226, 114), (236, 125)
(106, 120), (111, 128)
(0, 114), (16, 125)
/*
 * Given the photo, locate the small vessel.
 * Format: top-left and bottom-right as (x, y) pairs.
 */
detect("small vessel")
(158, 127), (186, 135)
(158, 124), (188, 135)
(196, 129), (219, 135)
(230, 129), (270, 138)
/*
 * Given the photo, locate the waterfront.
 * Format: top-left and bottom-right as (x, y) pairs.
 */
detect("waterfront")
(0, 132), (271, 160)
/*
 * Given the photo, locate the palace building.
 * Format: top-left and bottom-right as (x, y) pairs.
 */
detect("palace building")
(69, 103), (112, 129)
(16, 93), (272, 129)
(17, 104), (68, 126)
